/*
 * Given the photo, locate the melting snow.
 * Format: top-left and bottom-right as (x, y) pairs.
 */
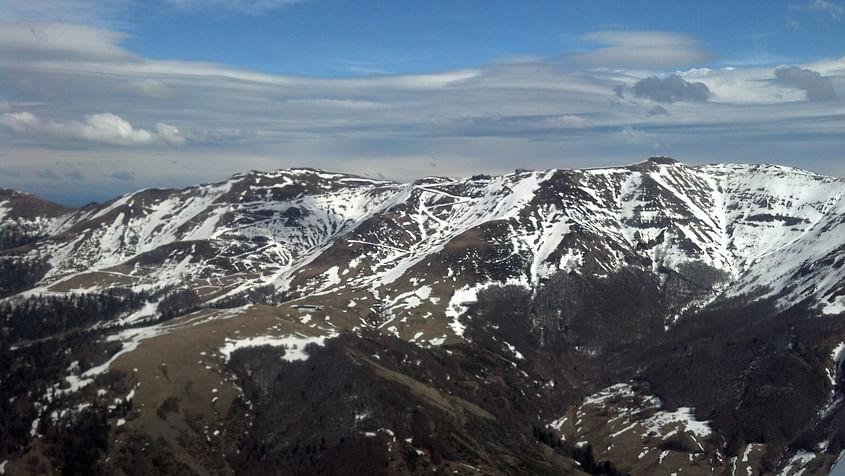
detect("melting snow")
(558, 382), (712, 455)
(445, 284), (486, 337)
(823, 299), (845, 316)
(117, 300), (159, 326)
(219, 332), (337, 362)
(320, 266), (341, 289)
(777, 451), (816, 476)
(828, 342), (845, 387)
(643, 406), (711, 439)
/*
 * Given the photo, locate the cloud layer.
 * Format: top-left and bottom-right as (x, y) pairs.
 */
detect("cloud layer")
(0, 22), (843, 205)
(573, 31), (712, 68)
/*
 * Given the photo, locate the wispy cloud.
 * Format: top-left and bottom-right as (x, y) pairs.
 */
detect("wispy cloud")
(0, 24), (132, 64)
(807, 0), (844, 19)
(126, 79), (172, 98)
(162, 0), (309, 14)
(0, 0), (135, 27)
(621, 126), (666, 150)
(571, 31), (712, 69)
(1, 0), (308, 25)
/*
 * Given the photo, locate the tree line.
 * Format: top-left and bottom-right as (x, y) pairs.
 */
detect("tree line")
(1, 289), (150, 343)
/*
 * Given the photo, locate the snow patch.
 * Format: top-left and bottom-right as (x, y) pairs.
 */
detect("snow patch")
(643, 406), (712, 439)
(823, 299), (845, 316)
(777, 450), (816, 476)
(117, 300), (159, 326)
(502, 340), (524, 360)
(321, 266), (341, 289)
(581, 383), (640, 406)
(830, 341), (845, 387)
(445, 283), (489, 338)
(219, 332), (337, 362)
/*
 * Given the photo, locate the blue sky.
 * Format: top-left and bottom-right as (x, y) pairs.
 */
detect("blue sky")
(1, 0), (844, 205)
(118, 0), (845, 75)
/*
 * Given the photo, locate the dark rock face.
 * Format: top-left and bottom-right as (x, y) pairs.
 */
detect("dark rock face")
(226, 334), (584, 475)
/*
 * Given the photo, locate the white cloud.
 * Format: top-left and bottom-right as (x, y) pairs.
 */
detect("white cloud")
(69, 113), (154, 145)
(684, 66), (807, 104)
(154, 123), (188, 145)
(1, 111), (40, 132)
(2, 111), (188, 146)
(572, 31), (712, 69)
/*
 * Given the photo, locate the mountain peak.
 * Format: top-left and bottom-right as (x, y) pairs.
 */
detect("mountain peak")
(647, 155), (679, 165)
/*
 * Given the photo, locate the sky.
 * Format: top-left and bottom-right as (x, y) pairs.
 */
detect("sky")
(1, 0), (844, 205)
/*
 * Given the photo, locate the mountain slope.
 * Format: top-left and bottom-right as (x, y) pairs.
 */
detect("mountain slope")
(1, 158), (844, 475)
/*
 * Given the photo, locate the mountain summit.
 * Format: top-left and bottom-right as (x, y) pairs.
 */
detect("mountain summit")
(1, 159), (844, 474)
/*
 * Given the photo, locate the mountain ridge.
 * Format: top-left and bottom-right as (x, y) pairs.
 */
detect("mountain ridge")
(1, 158), (844, 475)
(8, 158), (841, 312)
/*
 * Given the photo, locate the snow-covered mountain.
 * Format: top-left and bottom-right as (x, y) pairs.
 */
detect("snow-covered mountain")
(8, 158), (844, 319)
(1, 158), (844, 475)
(0, 189), (75, 250)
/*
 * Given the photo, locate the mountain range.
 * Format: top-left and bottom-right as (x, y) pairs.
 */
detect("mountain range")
(1, 157), (844, 475)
